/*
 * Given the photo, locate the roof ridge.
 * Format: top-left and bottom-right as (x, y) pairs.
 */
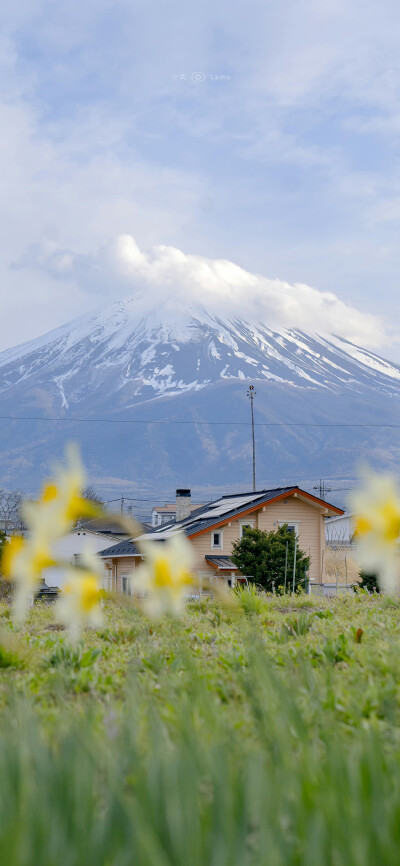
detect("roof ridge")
(218, 486), (294, 500)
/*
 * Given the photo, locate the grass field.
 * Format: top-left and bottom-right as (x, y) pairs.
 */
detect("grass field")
(1, 590), (400, 864)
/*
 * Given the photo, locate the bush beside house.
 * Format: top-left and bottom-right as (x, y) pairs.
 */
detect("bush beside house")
(231, 524), (310, 592)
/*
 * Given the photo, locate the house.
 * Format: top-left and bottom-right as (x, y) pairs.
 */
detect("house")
(44, 523), (127, 590)
(325, 513), (355, 547)
(100, 487), (344, 591)
(151, 490), (203, 527)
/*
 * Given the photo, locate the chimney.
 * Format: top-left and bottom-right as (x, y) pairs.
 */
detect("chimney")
(176, 489), (191, 523)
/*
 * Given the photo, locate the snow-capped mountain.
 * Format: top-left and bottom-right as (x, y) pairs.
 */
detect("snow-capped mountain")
(0, 294), (399, 498)
(1, 295), (400, 407)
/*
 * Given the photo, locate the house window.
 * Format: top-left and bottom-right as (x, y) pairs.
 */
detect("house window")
(278, 522), (299, 537)
(240, 520), (255, 538)
(121, 575), (132, 595)
(211, 530), (223, 550)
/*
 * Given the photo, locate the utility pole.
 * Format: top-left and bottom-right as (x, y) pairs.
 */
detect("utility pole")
(313, 479), (331, 500)
(247, 384), (256, 491)
(121, 494), (124, 516)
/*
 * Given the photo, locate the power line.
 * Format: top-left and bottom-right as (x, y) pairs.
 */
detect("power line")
(0, 414), (400, 429)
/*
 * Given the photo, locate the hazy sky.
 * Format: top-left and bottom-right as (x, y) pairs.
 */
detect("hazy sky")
(2, 0), (400, 358)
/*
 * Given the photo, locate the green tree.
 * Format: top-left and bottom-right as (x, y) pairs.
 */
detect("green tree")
(231, 524), (310, 593)
(359, 570), (380, 592)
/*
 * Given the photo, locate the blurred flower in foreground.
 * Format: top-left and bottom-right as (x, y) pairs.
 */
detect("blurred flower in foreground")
(56, 552), (103, 641)
(349, 470), (400, 592)
(3, 445), (101, 622)
(25, 444), (100, 541)
(135, 532), (195, 616)
(2, 533), (56, 621)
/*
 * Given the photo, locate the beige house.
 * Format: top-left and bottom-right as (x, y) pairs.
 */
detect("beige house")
(100, 487), (343, 590)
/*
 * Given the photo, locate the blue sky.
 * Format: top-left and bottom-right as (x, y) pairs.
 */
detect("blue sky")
(2, 0), (400, 357)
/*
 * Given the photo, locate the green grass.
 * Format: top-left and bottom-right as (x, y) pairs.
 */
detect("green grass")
(1, 593), (400, 863)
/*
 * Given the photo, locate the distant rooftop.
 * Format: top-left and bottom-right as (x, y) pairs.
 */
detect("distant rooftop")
(152, 503), (203, 514)
(76, 517), (129, 536)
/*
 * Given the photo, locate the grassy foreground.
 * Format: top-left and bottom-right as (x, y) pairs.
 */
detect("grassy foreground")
(1, 591), (400, 864)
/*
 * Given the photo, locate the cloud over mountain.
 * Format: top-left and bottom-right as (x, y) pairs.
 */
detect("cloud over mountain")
(111, 235), (387, 349)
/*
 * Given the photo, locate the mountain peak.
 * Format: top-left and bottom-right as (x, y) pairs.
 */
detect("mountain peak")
(0, 292), (399, 494)
(1, 294), (400, 411)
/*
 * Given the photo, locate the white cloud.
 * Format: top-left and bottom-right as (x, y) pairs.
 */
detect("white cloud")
(1, 0), (400, 358)
(112, 234), (388, 348)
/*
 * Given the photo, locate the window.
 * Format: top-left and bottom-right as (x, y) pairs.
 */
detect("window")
(239, 520), (255, 538)
(211, 530), (223, 549)
(121, 575), (132, 595)
(278, 521), (299, 537)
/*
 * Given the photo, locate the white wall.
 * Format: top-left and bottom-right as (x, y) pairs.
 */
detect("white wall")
(325, 515), (354, 545)
(43, 530), (120, 589)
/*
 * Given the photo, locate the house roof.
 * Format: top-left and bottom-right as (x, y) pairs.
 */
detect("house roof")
(325, 512), (354, 523)
(146, 486), (343, 540)
(71, 528), (121, 542)
(99, 540), (141, 558)
(152, 504), (177, 514)
(205, 555), (239, 571)
(99, 486), (344, 558)
(77, 517), (130, 536)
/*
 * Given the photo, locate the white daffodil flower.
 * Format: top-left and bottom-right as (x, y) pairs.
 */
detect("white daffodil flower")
(349, 470), (400, 593)
(2, 533), (56, 622)
(4, 444), (102, 623)
(135, 531), (195, 617)
(56, 551), (103, 641)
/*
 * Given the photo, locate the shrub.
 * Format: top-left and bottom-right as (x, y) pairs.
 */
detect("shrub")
(231, 525), (310, 592)
(359, 571), (380, 592)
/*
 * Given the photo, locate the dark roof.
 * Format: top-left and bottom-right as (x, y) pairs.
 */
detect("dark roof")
(205, 555), (239, 571)
(98, 540), (141, 557)
(182, 487), (295, 536)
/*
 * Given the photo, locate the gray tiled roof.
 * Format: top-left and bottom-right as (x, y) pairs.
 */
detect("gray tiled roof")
(98, 540), (140, 557)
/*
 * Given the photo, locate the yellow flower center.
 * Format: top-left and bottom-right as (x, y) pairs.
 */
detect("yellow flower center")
(355, 516), (373, 537)
(154, 557), (174, 588)
(66, 496), (100, 522)
(380, 501), (400, 542)
(32, 549), (56, 575)
(153, 557), (192, 590)
(65, 575), (100, 613)
(2, 535), (25, 579)
(80, 576), (100, 612)
(42, 483), (58, 503)
(355, 499), (400, 543)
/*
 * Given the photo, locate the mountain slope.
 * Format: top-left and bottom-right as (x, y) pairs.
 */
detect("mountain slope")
(0, 295), (399, 498)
